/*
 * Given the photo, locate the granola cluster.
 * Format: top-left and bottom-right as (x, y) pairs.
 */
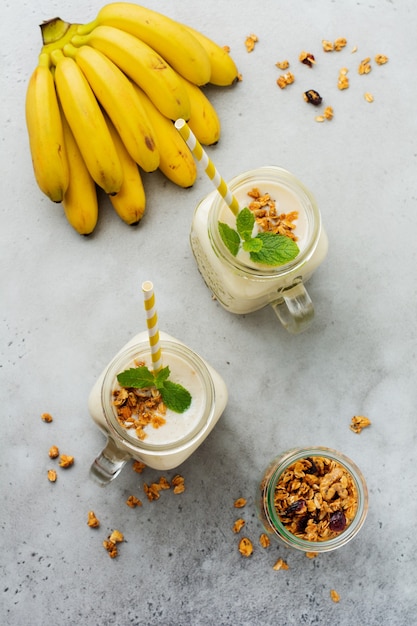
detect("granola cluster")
(350, 415), (372, 434)
(274, 456), (358, 542)
(103, 529), (124, 558)
(245, 33), (258, 52)
(112, 370), (167, 440)
(246, 187), (299, 241)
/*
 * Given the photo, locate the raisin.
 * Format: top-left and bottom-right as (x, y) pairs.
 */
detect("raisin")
(303, 90), (322, 106)
(296, 514), (310, 533)
(305, 457), (318, 474)
(329, 510), (347, 532)
(284, 499), (307, 516)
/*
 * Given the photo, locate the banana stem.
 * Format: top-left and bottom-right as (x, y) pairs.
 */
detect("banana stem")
(74, 19), (99, 36)
(38, 51), (51, 68)
(50, 48), (65, 66)
(40, 18), (71, 45)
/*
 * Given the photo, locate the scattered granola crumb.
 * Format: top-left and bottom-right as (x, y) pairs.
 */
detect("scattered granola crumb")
(299, 51), (316, 67)
(273, 557), (289, 570)
(322, 39), (334, 52)
(171, 474), (185, 494)
(238, 537), (254, 557)
(364, 92), (374, 103)
(277, 71), (295, 89)
(350, 415), (372, 433)
(334, 37), (347, 51)
(126, 495), (143, 508)
(132, 460), (146, 473)
(275, 60), (289, 70)
(233, 518), (246, 533)
(375, 54), (388, 65)
(41, 413), (53, 423)
(305, 551), (318, 559)
(324, 106), (334, 120)
(47, 469), (57, 482)
(48, 445), (59, 459)
(358, 57), (372, 74)
(103, 529), (124, 558)
(245, 34), (258, 52)
(259, 533), (271, 548)
(58, 454), (74, 468)
(87, 511), (100, 528)
(144, 482), (162, 501)
(338, 68), (350, 90)
(234, 498), (247, 508)
(222, 45), (230, 54)
(351, 45), (358, 53)
(315, 115), (325, 123)
(330, 589), (341, 603)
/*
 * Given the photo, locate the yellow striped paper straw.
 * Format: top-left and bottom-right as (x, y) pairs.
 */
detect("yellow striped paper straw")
(174, 118), (240, 216)
(142, 280), (163, 373)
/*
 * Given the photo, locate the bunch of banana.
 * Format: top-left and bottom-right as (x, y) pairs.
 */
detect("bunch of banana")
(25, 2), (239, 235)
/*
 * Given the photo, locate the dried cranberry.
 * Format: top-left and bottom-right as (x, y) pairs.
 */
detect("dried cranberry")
(329, 510), (347, 532)
(284, 499), (307, 516)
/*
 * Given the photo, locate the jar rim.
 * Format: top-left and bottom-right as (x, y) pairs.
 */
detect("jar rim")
(101, 340), (215, 454)
(209, 166), (322, 278)
(263, 447), (369, 552)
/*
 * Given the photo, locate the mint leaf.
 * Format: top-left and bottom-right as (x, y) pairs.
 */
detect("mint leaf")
(242, 237), (263, 253)
(236, 207), (255, 241)
(117, 366), (155, 388)
(249, 232), (300, 266)
(218, 222), (240, 256)
(154, 365), (170, 389)
(160, 381), (192, 413)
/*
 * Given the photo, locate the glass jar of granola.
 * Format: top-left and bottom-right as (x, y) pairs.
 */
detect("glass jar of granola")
(258, 447), (368, 552)
(88, 331), (228, 484)
(190, 166), (328, 333)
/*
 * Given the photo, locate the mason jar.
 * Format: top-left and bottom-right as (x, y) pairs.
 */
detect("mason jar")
(190, 166), (328, 333)
(88, 331), (228, 484)
(258, 447), (368, 552)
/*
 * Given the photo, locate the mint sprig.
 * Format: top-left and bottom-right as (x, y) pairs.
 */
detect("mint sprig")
(116, 365), (192, 413)
(218, 207), (299, 266)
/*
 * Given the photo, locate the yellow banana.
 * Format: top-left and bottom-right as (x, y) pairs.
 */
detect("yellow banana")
(78, 2), (211, 86)
(25, 52), (69, 202)
(61, 111), (98, 235)
(104, 114), (146, 225)
(178, 76), (221, 146)
(51, 48), (123, 195)
(133, 85), (197, 189)
(184, 25), (239, 86)
(63, 43), (159, 173)
(71, 25), (191, 121)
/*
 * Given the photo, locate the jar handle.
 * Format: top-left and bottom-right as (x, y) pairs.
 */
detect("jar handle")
(270, 282), (314, 334)
(90, 437), (131, 485)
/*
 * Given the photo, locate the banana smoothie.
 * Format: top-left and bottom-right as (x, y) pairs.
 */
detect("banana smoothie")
(89, 331), (228, 481)
(190, 166), (328, 332)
